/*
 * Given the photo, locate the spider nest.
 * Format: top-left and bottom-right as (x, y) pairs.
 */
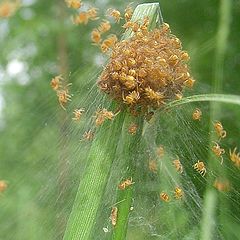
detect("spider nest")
(98, 18), (195, 116)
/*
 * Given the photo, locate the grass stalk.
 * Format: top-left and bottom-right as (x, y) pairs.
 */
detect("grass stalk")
(112, 116), (144, 240)
(63, 109), (126, 240)
(200, 189), (217, 240)
(164, 93), (240, 110)
(111, 3), (163, 239)
(204, 0), (231, 239)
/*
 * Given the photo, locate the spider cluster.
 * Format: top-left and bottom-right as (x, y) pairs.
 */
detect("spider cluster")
(98, 19), (194, 116)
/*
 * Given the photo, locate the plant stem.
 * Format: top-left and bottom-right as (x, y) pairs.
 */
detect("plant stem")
(164, 93), (240, 110)
(204, 1), (232, 239)
(111, 3), (163, 239)
(112, 116), (144, 240)
(63, 109), (126, 240)
(200, 189), (217, 240)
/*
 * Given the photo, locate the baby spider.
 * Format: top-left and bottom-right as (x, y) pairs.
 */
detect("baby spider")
(0, 180), (7, 193)
(87, 7), (98, 21)
(229, 147), (240, 168)
(174, 187), (184, 199)
(91, 29), (102, 44)
(148, 159), (157, 173)
(184, 78), (195, 88)
(160, 192), (170, 202)
(51, 75), (63, 91)
(156, 145), (164, 157)
(122, 21), (140, 32)
(145, 87), (165, 106)
(193, 160), (206, 177)
(72, 108), (85, 121)
(101, 35), (118, 52)
(118, 177), (134, 190)
(95, 108), (115, 126)
(123, 91), (140, 105)
(214, 121), (226, 139)
(212, 141), (225, 164)
(72, 12), (89, 25)
(175, 92), (183, 100)
(98, 20), (111, 34)
(0, 0), (19, 18)
(124, 4), (133, 22)
(57, 89), (72, 110)
(107, 8), (121, 23)
(213, 178), (230, 192)
(192, 108), (202, 121)
(111, 207), (118, 226)
(82, 130), (94, 141)
(65, 0), (82, 9)
(172, 158), (183, 173)
(128, 123), (138, 135)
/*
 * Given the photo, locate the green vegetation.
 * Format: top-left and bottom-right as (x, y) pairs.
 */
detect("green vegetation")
(0, 1), (240, 240)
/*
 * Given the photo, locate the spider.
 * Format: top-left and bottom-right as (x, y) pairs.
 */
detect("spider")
(121, 75), (136, 90)
(124, 4), (133, 22)
(100, 35), (118, 52)
(101, 37), (118, 53)
(214, 121), (226, 139)
(72, 108), (85, 121)
(212, 141), (225, 164)
(156, 145), (164, 157)
(148, 160), (157, 173)
(98, 20), (111, 34)
(193, 160), (206, 177)
(181, 51), (190, 61)
(82, 130), (94, 141)
(213, 178), (230, 192)
(72, 12), (89, 25)
(57, 89), (72, 110)
(65, 0), (82, 9)
(145, 87), (165, 106)
(184, 78), (195, 88)
(91, 29), (102, 44)
(118, 177), (134, 190)
(192, 108), (202, 121)
(95, 109), (115, 126)
(122, 21), (140, 32)
(123, 91), (140, 105)
(87, 7), (98, 21)
(172, 158), (183, 173)
(128, 123), (138, 135)
(107, 8), (121, 23)
(50, 75), (63, 91)
(229, 147), (240, 168)
(169, 54), (179, 66)
(0, 180), (7, 193)
(0, 0), (19, 18)
(174, 187), (184, 199)
(160, 192), (170, 202)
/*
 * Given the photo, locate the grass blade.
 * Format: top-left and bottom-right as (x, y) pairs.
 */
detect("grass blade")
(164, 93), (240, 110)
(63, 109), (126, 240)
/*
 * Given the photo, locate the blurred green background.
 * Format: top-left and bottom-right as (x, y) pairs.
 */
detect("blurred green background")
(0, 0), (240, 239)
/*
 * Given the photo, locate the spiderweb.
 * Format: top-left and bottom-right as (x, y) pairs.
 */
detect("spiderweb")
(1, 52), (240, 240)
(1, 1), (240, 240)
